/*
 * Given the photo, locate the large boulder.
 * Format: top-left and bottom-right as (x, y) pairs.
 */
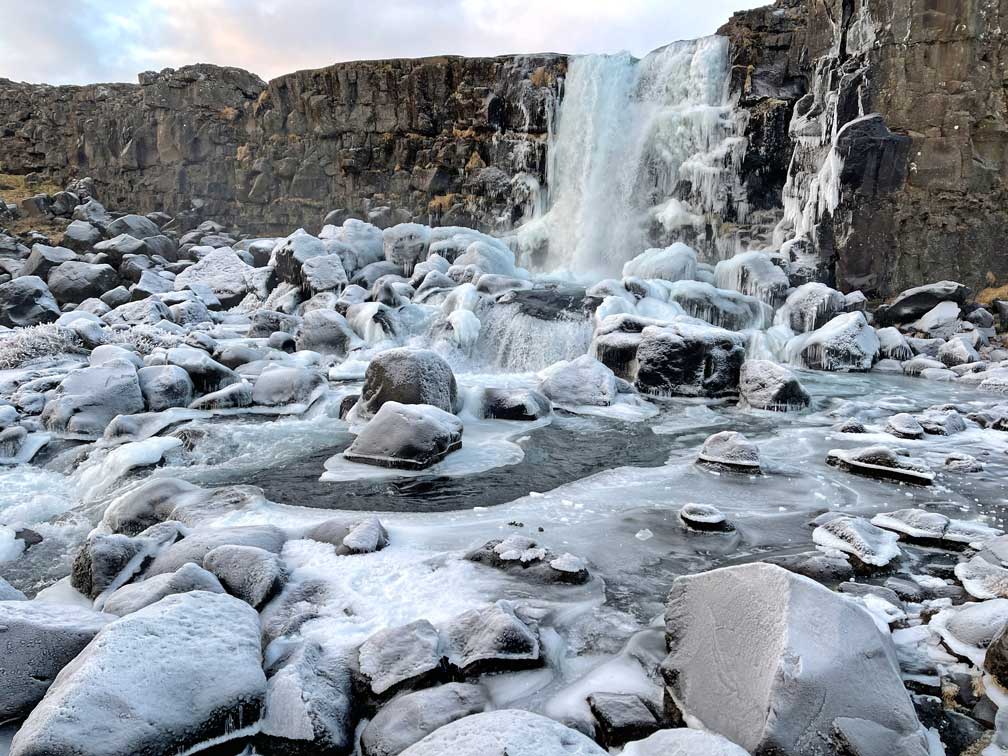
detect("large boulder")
(145, 524), (286, 576)
(345, 401), (463, 470)
(137, 365), (195, 411)
(878, 281), (971, 326)
(398, 710), (606, 756)
(42, 362), (145, 437)
(47, 261), (119, 304)
(173, 248), (251, 308)
(539, 354), (619, 406)
(62, 220), (102, 252)
(357, 620), (444, 699)
(738, 359), (810, 410)
(251, 366), (325, 408)
(296, 309), (359, 357)
(0, 276), (60, 327)
(203, 544), (286, 609)
(10, 591), (266, 756)
(19, 244), (76, 279)
(361, 683), (489, 756)
(786, 311), (880, 371)
(661, 563), (928, 756)
(164, 346), (238, 393)
(106, 213), (161, 240)
(384, 224), (432, 275)
(358, 348), (459, 418)
(0, 602), (111, 722)
(635, 322), (746, 398)
(102, 562), (225, 616)
(271, 229), (328, 291)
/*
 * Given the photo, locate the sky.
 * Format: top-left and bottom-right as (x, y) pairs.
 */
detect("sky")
(0, 0), (770, 85)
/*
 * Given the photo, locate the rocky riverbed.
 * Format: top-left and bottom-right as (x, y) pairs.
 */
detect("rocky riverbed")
(2, 183), (1008, 755)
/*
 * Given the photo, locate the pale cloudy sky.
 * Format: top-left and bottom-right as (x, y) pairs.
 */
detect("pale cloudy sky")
(0, 0), (769, 85)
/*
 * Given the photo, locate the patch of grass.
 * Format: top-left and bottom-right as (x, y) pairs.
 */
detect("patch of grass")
(0, 173), (64, 202)
(979, 283), (1008, 306)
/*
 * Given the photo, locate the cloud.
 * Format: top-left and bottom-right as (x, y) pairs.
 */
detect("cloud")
(0, 0), (768, 85)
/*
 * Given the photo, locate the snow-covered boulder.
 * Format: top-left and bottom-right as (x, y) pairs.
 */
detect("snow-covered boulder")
(305, 516), (389, 556)
(361, 683), (489, 756)
(398, 710), (605, 756)
(443, 601), (539, 675)
(697, 431), (760, 472)
(713, 250), (789, 307)
(384, 223), (432, 275)
(886, 413), (925, 440)
(679, 503), (733, 532)
(454, 240), (518, 278)
(622, 729), (749, 756)
(812, 515), (901, 568)
(251, 366), (325, 408)
(871, 509), (1000, 547)
(357, 348), (459, 418)
(876, 327), (914, 361)
(938, 337), (981, 367)
(10, 591), (266, 756)
(480, 388), (551, 421)
(665, 280), (771, 330)
(345, 401), (463, 470)
(137, 365), (194, 411)
(738, 360), (810, 411)
(775, 282), (846, 333)
(622, 243), (697, 282)
(786, 311), (880, 371)
(954, 556), (1008, 600)
(0, 601), (112, 722)
(173, 248), (252, 308)
(203, 544), (286, 609)
(42, 362), (145, 437)
(270, 229), (328, 291)
(910, 301), (961, 339)
(539, 354), (619, 407)
(635, 322), (746, 398)
(295, 309), (360, 357)
(826, 446), (934, 485)
(357, 619), (443, 699)
(466, 536), (590, 585)
(300, 253), (348, 295)
(145, 524), (286, 577)
(0, 276), (60, 328)
(258, 640), (355, 755)
(102, 562), (224, 616)
(661, 563), (928, 756)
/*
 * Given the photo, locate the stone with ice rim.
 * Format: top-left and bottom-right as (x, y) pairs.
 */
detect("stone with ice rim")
(930, 600), (1008, 666)
(870, 509), (1001, 546)
(9, 591), (266, 756)
(738, 359), (810, 411)
(886, 413), (925, 439)
(825, 446), (935, 485)
(679, 502), (733, 532)
(775, 282), (846, 333)
(356, 347), (460, 419)
(344, 401), (463, 471)
(696, 430), (760, 472)
(955, 555), (1008, 600)
(812, 515), (901, 568)
(538, 354), (618, 407)
(397, 710), (605, 756)
(786, 311), (880, 371)
(661, 563), (929, 756)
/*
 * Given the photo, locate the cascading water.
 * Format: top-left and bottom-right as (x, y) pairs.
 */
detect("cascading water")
(523, 36), (749, 277)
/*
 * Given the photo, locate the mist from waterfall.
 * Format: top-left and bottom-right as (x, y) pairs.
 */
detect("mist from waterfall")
(524, 36), (748, 277)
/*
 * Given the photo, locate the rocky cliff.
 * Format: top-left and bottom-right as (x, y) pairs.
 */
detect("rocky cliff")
(2, 0), (1006, 297)
(0, 55), (565, 236)
(721, 0), (1008, 297)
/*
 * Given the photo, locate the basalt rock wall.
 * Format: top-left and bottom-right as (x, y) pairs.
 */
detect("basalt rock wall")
(722, 0), (1008, 298)
(0, 55), (565, 236)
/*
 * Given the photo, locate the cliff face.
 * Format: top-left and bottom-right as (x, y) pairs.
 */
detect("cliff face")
(722, 0), (1008, 297)
(0, 55), (565, 236)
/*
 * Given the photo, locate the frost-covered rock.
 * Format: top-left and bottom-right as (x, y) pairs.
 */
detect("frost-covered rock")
(0, 276), (60, 328)
(455, 240), (517, 278)
(622, 243), (697, 282)
(358, 348), (459, 418)
(775, 282), (846, 333)
(203, 544), (286, 609)
(258, 640), (355, 755)
(165, 346), (238, 393)
(938, 337), (981, 367)
(107, 213), (161, 241)
(398, 710), (605, 756)
(300, 253), (348, 295)
(42, 362), (144, 437)
(10, 591), (266, 756)
(173, 248), (251, 308)
(955, 555), (1008, 600)
(877, 327), (914, 361)
(661, 563), (928, 756)
(249, 309), (301, 338)
(984, 622), (1008, 689)
(0, 601), (111, 722)
(345, 401), (463, 470)
(71, 531), (157, 599)
(137, 365), (194, 411)
(879, 281), (971, 325)
(635, 322), (746, 398)
(910, 301), (961, 339)
(679, 503), (733, 532)
(931, 600), (1008, 666)
(714, 251), (789, 307)
(826, 446), (935, 485)
(539, 354), (619, 406)
(739, 359), (810, 411)
(786, 311), (880, 371)
(443, 601), (539, 675)
(466, 536), (590, 585)
(916, 408), (967, 436)
(697, 431), (760, 472)
(47, 261), (119, 305)
(665, 280), (770, 330)
(357, 619), (443, 699)
(384, 223), (432, 275)
(361, 683), (489, 756)
(886, 413), (925, 440)
(871, 508), (1001, 547)
(305, 516), (389, 556)
(812, 515), (901, 568)
(102, 562), (224, 616)
(189, 381), (253, 410)
(252, 366), (325, 408)
(295, 309), (360, 358)
(145, 524), (286, 576)
(621, 729), (749, 756)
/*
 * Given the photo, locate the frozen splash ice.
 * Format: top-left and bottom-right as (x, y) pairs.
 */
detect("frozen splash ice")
(533, 36), (748, 275)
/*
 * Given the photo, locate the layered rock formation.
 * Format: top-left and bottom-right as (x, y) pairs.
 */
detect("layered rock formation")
(0, 56), (564, 236)
(721, 0), (1008, 297)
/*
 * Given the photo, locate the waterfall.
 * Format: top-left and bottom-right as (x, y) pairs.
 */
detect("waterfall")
(527, 36), (749, 276)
